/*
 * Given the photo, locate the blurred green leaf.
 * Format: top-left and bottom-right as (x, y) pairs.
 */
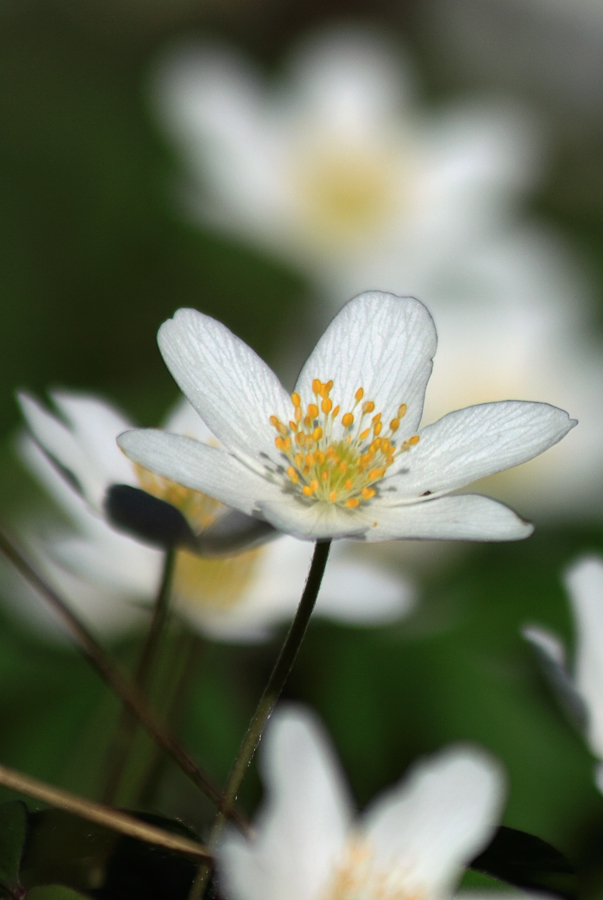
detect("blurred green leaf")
(0, 800), (27, 897)
(27, 888), (90, 900)
(20, 809), (199, 900)
(470, 825), (577, 899)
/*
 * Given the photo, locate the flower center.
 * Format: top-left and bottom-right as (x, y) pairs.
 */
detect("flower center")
(135, 464), (263, 612)
(294, 144), (401, 242)
(322, 839), (422, 900)
(173, 546), (263, 611)
(270, 380), (419, 509)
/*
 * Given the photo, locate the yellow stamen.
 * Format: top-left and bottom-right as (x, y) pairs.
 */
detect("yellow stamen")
(355, 387), (364, 401)
(342, 413), (354, 427)
(346, 498), (360, 508)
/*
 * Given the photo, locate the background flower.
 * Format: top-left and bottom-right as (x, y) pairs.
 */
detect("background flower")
(219, 704), (505, 900)
(14, 390), (413, 640)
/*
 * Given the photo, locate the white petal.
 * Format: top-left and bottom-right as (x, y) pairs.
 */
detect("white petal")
(219, 706), (352, 900)
(18, 393), (108, 508)
(363, 745), (505, 900)
(50, 390), (136, 486)
(521, 625), (587, 733)
(317, 542), (415, 623)
(118, 429), (283, 517)
(362, 494), (533, 542)
(564, 555), (603, 760)
(158, 308), (291, 466)
(386, 401), (576, 497)
(295, 292), (436, 436)
(162, 395), (215, 443)
(521, 625), (567, 668)
(258, 496), (371, 541)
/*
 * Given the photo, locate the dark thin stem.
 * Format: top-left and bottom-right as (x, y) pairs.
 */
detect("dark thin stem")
(188, 540), (332, 900)
(101, 548), (176, 805)
(0, 525), (248, 831)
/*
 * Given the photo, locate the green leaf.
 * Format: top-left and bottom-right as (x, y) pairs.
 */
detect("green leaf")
(0, 800), (28, 897)
(470, 825), (577, 900)
(27, 888), (90, 900)
(19, 809), (199, 900)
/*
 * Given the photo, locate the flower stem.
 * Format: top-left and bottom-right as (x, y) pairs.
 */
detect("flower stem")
(101, 548), (176, 805)
(0, 524), (248, 830)
(188, 539), (332, 900)
(0, 761), (211, 858)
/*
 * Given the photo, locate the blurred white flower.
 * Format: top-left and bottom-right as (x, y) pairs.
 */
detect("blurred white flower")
(219, 704), (505, 900)
(118, 292), (574, 543)
(151, 26), (603, 518)
(523, 555), (603, 792)
(15, 389), (413, 641)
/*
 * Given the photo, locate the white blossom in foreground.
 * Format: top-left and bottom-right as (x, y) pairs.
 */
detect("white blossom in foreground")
(15, 391), (412, 641)
(523, 556), (603, 792)
(118, 292), (575, 544)
(218, 705), (505, 900)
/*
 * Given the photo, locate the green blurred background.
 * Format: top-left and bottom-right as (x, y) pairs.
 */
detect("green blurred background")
(1, 0), (603, 896)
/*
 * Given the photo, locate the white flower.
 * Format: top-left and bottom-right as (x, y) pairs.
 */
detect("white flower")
(523, 555), (603, 792)
(152, 26), (601, 519)
(118, 291), (575, 544)
(153, 27), (539, 303)
(15, 390), (411, 641)
(218, 705), (505, 900)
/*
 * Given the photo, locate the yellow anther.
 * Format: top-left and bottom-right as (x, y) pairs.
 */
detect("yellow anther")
(381, 438), (391, 453)
(289, 420), (297, 431)
(398, 403), (407, 418)
(291, 392), (301, 407)
(361, 488), (376, 500)
(315, 451), (326, 464)
(295, 406), (302, 422)
(368, 468), (381, 481)
(310, 479), (319, 491)
(339, 461), (347, 473)
(360, 428), (370, 441)
(355, 388), (364, 401)
(373, 421), (382, 436)
(329, 491), (338, 502)
(370, 438), (382, 451)
(321, 397), (333, 414)
(307, 404), (319, 419)
(287, 467), (299, 484)
(269, 415), (280, 428)
(312, 379), (322, 394)
(345, 479), (353, 490)
(295, 453), (303, 466)
(303, 466), (310, 475)
(346, 498), (360, 508)
(325, 380), (333, 394)
(332, 405), (340, 418)
(274, 436), (284, 451)
(372, 412), (381, 422)
(302, 485), (315, 497)
(313, 426), (323, 441)
(305, 453), (314, 466)
(363, 401), (375, 414)
(409, 434), (420, 445)
(390, 418), (400, 432)
(322, 471), (329, 481)
(342, 413), (354, 427)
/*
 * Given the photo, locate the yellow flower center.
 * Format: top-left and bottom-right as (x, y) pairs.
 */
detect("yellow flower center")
(294, 144), (402, 243)
(322, 839), (422, 900)
(270, 380), (419, 509)
(173, 546), (263, 611)
(135, 465), (262, 611)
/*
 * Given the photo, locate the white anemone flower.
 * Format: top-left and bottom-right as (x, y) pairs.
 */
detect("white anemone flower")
(523, 556), (603, 793)
(15, 390), (412, 641)
(152, 26), (601, 520)
(218, 705), (505, 900)
(118, 291), (575, 544)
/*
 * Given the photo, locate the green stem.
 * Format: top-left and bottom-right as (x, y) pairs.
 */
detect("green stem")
(188, 539), (332, 900)
(101, 548), (176, 805)
(0, 525), (248, 830)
